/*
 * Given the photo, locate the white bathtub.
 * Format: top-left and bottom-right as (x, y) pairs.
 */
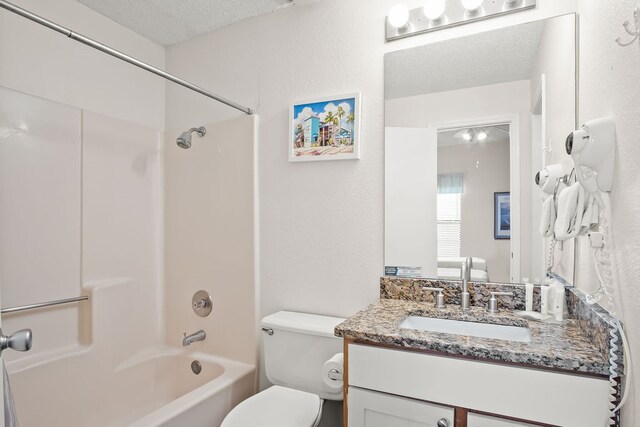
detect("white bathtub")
(9, 346), (255, 427)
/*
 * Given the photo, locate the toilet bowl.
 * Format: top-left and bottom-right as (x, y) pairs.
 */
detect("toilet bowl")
(221, 311), (345, 427)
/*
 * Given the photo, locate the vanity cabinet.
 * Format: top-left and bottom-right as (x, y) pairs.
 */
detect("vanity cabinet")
(345, 342), (610, 427)
(349, 386), (454, 427)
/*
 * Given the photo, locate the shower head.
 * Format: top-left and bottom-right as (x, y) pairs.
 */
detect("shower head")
(176, 126), (206, 149)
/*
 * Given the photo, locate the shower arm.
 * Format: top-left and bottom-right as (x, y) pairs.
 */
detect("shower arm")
(0, 0), (253, 116)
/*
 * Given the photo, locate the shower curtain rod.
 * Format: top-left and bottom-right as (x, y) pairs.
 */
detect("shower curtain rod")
(0, 0), (253, 115)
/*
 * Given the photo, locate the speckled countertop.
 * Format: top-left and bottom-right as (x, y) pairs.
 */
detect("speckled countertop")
(335, 298), (609, 376)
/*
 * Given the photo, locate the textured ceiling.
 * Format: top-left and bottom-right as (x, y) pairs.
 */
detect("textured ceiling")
(385, 20), (546, 100)
(76, 0), (298, 46)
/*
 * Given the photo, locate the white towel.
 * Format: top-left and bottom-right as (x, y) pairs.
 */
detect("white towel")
(554, 182), (586, 240)
(580, 193), (600, 234)
(539, 195), (556, 237)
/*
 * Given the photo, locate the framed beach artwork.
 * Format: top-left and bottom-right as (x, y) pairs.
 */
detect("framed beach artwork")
(494, 192), (511, 240)
(289, 93), (361, 162)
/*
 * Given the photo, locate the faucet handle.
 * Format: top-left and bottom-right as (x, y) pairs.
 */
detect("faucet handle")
(422, 287), (446, 309)
(487, 291), (514, 314)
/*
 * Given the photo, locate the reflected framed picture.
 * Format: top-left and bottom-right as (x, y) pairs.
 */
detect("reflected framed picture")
(289, 93), (361, 162)
(494, 192), (511, 240)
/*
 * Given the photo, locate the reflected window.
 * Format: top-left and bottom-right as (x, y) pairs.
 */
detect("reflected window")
(437, 193), (461, 258)
(437, 173), (463, 258)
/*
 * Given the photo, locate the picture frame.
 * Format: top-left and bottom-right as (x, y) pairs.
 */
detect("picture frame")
(289, 93), (361, 162)
(494, 192), (511, 240)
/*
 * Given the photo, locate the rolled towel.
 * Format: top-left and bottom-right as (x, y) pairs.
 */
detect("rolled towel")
(539, 195), (556, 238)
(554, 182), (586, 240)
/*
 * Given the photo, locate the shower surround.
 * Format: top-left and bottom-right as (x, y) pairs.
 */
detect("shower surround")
(0, 86), (259, 426)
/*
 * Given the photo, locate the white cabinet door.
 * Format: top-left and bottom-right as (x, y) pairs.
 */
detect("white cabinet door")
(468, 413), (540, 427)
(348, 386), (454, 427)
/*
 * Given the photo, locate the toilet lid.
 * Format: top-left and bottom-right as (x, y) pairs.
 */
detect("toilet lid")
(221, 386), (321, 427)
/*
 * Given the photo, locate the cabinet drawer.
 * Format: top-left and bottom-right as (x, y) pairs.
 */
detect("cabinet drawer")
(348, 343), (609, 427)
(348, 386), (454, 427)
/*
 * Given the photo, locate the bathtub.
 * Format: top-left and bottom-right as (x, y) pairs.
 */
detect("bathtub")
(8, 346), (255, 427)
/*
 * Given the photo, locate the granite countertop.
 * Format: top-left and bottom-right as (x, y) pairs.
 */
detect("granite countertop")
(335, 298), (609, 376)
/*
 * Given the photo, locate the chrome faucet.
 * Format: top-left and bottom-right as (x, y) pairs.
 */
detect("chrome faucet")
(460, 256), (472, 311)
(183, 330), (206, 346)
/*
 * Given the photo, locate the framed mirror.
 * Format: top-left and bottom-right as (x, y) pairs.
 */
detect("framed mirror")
(384, 14), (577, 285)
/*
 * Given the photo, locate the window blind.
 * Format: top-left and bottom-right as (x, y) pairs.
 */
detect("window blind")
(437, 193), (461, 258)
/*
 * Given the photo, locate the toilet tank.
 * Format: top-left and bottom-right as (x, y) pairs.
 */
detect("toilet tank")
(262, 311), (345, 401)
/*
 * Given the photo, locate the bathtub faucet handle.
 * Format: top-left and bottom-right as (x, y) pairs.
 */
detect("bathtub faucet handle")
(191, 290), (213, 317)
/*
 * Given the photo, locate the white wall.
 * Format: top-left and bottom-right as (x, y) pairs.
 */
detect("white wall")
(0, 0), (165, 130)
(438, 140), (511, 283)
(576, 0), (640, 424)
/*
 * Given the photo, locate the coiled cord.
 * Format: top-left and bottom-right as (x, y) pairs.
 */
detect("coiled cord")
(585, 198), (631, 426)
(546, 239), (557, 273)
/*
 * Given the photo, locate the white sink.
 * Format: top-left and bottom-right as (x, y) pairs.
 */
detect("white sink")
(399, 316), (532, 343)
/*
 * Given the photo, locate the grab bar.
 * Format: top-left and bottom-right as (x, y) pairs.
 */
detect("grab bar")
(1, 295), (89, 314)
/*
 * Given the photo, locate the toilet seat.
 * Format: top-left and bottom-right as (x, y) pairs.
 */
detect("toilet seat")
(221, 385), (322, 427)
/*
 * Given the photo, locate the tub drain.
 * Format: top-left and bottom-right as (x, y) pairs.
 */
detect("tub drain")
(191, 360), (202, 375)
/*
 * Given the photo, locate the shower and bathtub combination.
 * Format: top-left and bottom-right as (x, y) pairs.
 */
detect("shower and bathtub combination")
(0, 2), (259, 426)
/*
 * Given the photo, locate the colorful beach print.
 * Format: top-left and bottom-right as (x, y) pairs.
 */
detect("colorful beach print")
(289, 93), (360, 161)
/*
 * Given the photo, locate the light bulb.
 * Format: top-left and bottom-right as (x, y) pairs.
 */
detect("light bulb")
(388, 5), (410, 28)
(461, 0), (484, 11)
(423, 0), (446, 21)
(462, 131), (472, 141)
(476, 130), (488, 141)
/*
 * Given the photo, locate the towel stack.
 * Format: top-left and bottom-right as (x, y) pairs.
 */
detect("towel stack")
(545, 182), (599, 240)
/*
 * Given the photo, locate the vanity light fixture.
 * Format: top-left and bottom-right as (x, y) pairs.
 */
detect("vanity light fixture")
(462, 130), (473, 141)
(423, 0), (446, 21)
(461, 0), (484, 12)
(386, 0), (536, 42)
(388, 4), (410, 28)
(476, 129), (488, 141)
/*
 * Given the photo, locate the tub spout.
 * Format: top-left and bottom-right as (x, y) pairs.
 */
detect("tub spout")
(183, 330), (206, 346)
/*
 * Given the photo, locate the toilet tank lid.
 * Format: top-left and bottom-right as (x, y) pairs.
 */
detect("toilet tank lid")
(262, 311), (345, 338)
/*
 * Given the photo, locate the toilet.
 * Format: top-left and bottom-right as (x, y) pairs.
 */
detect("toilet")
(221, 311), (345, 427)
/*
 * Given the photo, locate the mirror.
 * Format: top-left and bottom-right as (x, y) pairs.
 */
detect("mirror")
(384, 14), (577, 285)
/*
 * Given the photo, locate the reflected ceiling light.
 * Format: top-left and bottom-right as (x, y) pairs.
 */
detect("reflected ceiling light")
(388, 5), (410, 28)
(476, 130), (488, 141)
(423, 0), (446, 21)
(461, 0), (484, 11)
(462, 130), (473, 141)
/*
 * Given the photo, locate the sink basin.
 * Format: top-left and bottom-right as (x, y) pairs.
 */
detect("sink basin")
(399, 316), (532, 343)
